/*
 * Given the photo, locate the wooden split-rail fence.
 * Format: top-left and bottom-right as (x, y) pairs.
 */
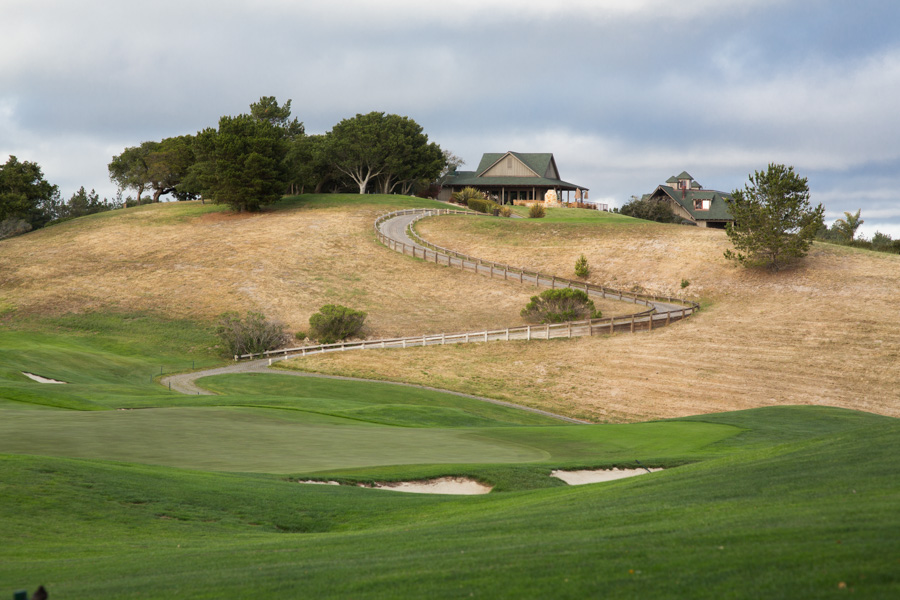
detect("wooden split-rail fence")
(236, 208), (699, 361)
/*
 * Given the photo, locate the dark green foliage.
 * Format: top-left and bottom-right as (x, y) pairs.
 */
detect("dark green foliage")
(574, 254), (590, 278)
(207, 114), (289, 212)
(216, 311), (288, 357)
(451, 186), (483, 205)
(528, 203), (546, 218)
(0, 155), (60, 231)
(326, 112), (446, 194)
(250, 96), (304, 140)
(724, 163), (824, 271)
(309, 304), (367, 344)
(681, 278), (691, 289)
(619, 196), (679, 223)
(467, 196), (500, 214)
(521, 288), (601, 323)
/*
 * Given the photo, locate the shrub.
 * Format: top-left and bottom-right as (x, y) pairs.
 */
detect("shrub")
(574, 254), (590, 279)
(521, 288), (601, 324)
(0, 218), (33, 240)
(499, 206), (513, 218)
(619, 197), (678, 223)
(681, 279), (690, 289)
(309, 304), (367, 344)
(451, 186), (484, 206)
(216, 311), (288, 357)
(528, 203), (546, 218)
(467, 197), (501, 214)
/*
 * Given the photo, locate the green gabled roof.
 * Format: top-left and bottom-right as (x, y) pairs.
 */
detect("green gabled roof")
(446, 172), (584, 190)
(652, 185), (733, 221)
(475, 152), (556, 178)
(665, 176), (679, 184)
(444, 151), (585, 190)
(675, 171), (694, 180)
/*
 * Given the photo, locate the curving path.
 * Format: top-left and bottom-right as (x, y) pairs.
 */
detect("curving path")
(162, 207), (699, 424)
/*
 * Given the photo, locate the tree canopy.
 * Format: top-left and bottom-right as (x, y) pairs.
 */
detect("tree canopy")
(0, 155), (60, 232)
(724, 164), (824, 271)
(326, 112), (446, 194)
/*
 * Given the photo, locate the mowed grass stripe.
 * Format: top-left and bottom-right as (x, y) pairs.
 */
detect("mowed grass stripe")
(0, 407), (549, 472)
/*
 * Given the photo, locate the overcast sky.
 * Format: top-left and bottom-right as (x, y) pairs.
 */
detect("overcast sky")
(2, 0), (899, 237)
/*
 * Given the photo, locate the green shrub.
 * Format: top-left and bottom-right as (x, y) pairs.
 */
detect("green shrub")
(521, 288), (601, 324)
(681, 279), (690, 289)
(452, 187), (484, 206)
(467, 197), (501, 214)
(574, 254), (590, 278)
(528, 203), (546, 219)
(619, 197), (679, 223)
(216, 311), (288, 357)
(309, 304), (367, 344)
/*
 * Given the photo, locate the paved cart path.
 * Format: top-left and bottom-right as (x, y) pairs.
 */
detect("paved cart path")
(162, 208), (697, 424)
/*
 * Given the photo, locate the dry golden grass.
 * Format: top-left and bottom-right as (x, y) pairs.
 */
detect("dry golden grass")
(0, 200), (634, 338)
(281, 216), (900, 422)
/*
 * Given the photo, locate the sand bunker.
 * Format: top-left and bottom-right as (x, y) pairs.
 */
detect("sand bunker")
(368, 477), (492, 495)
(22, 372), (67, 384)
(551, 468), (663, 485)
(296, 477), (492, 495)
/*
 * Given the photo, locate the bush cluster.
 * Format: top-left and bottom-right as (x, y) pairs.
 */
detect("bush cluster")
(521, 288), (601, 324)
(216, 311), (288, 357)
(528, 203), (546, 219)
(467, 197), (501, 215)
(499, 206), (513, 218)
(309, 304), (367, 344)
(619, 197), (680, 223)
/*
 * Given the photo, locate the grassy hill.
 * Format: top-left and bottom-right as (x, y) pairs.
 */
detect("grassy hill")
(281, 208), (900, 422)
(1, 196), (898, 598)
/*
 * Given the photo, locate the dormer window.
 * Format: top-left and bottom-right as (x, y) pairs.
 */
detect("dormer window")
(694, 199), (710, 211)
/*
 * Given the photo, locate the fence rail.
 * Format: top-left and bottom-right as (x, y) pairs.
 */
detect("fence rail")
(236, 208), (699, 361)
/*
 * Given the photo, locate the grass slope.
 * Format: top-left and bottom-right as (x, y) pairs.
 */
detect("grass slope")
(284, 212), (900, 421)
(2, 408), (897, 599)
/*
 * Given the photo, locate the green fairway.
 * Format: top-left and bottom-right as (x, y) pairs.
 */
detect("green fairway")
(1, 248), (898, 597)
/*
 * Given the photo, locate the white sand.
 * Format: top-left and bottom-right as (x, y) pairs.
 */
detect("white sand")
(22, 372), (67, 384)
(297, 480), (341, 485)
(368, 477), (492, 495)
(551, 468), (663, 485)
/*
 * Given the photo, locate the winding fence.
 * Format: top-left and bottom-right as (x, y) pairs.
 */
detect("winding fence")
(236, 208), (699, 361)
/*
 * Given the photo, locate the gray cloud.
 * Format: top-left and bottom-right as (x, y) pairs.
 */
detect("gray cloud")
(2, 0), (898, 238)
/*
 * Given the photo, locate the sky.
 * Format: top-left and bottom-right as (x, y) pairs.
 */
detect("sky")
(2, 0), (899, 237)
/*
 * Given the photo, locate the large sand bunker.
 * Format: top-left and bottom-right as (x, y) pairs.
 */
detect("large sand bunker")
(297, 477), (492, 495)
(22, 372), (67, 384)
(551, 468), (662, 485)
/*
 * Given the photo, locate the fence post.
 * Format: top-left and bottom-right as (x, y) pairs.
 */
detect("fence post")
(567, 322), (571, 338)
(610, 319), (614, 334)
(465, 333), (470, 343)
(666, 311), (671, 326)
(649, 314), (653, 331)
(527, 325), (531, 341)
(441, 333), (445, 345)
(402, 339), (407, 348)
(506, 328), (510, 341)
(551, 275), (556, 288)
(484, 331), (488, 342)
(631, 314), (635, 333)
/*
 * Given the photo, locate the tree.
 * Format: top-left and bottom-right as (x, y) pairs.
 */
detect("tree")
(250, 96), (304, 140)
(207, 114), (288, 212)
(833, 209), (864, 242)
(285, 134), (338, 194)
(574, 254), (590, 279)
(0, 155), (60, 231)
(724, 164), (824, 271)
(619, 196), (678, 223)
(326, 112), (444, 194)
(108, 144), (152, 204)
(146, 136), (197, 202)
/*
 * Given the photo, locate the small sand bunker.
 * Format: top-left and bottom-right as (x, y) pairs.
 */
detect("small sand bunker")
(369, 477), (492, 495)
(552, 468), (663, 485)
(297, 480), (341, 486)
(22, 372), (67, 384)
